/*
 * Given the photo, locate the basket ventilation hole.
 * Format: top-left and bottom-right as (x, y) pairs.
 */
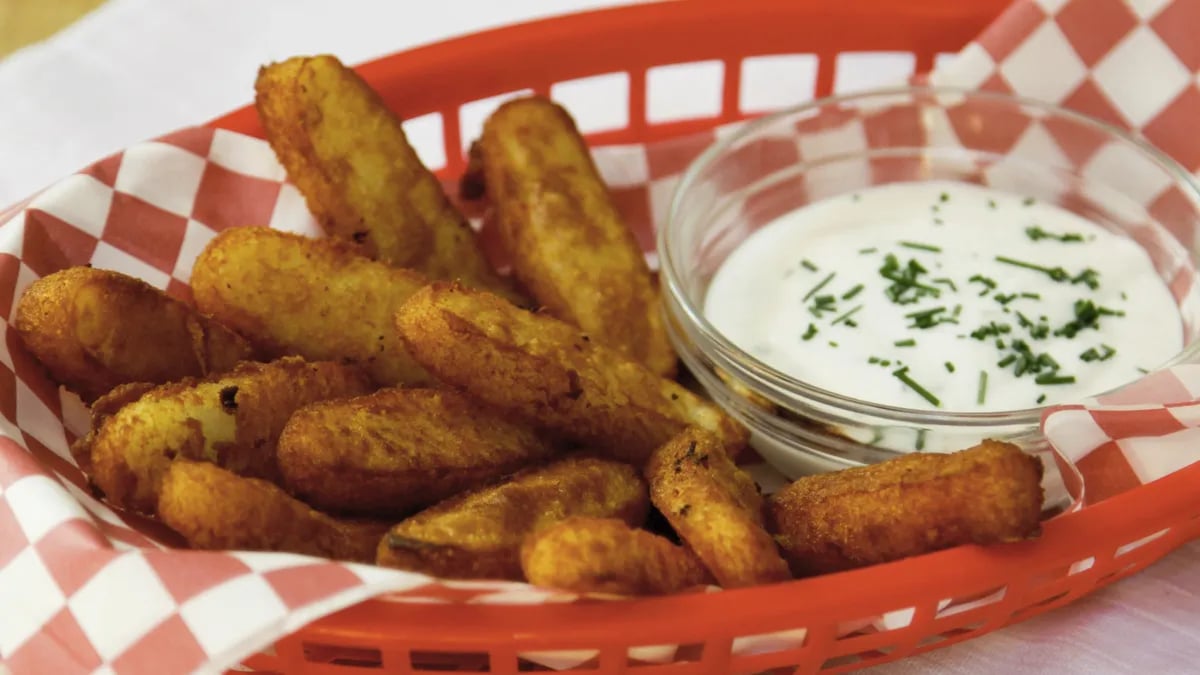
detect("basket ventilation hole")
(917, 621), (985, 648)
(550, 72), (631, 134)
(458, 89), (535, 153)
(833, 51), (916, 95)
(821, 645), (896, 671)
(739, 54), (818, 114)
(731, 628), (807, 656)
(403, 112), (446, 172)
(1068, 557), (1096, 575)
(411, 650), (490, 672)
(935, 586), (1007, 619)
(301, 643), (382, 669)
(645, 60), (724, 124)
(1115, 528), (1171, 557)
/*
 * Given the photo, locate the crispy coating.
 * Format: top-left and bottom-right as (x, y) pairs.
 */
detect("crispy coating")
(395, 282), (747, 465)
(278, 387), (557, 517)
(646, 428), (791, 589)
(158, 461), (387, 563)
(190, 226), (432, 387)
(91, 357), (371, 514)
(477, 96), (675, 377)
(376, 455), (648, 580)
(254, 55), (519, 302)
(520, 516), (712, 596)
(70, 381), (157, 479)
(13, 266), (254, 402)
(767, 440), (1045, 576)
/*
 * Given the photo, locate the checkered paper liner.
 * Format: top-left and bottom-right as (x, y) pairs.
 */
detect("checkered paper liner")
(4, 0), (1200, 671)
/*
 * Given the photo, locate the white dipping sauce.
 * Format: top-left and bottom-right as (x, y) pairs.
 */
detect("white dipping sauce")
(705, 181), (1183, 413)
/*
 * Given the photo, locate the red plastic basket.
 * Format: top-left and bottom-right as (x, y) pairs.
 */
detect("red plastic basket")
(205, 1), (1200, 672)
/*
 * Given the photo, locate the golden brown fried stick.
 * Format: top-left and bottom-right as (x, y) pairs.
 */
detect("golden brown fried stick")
(277, 387), (557, 517)
(520, 516), (713, 596)
(476, 96), (675, 377)
(158, 461), (387, 563)
(13, 266), (254, 402)
(646, 428), (791, 589)
(70, 381), (157, 479)
(254, 55), (520, 302)
(395, 282), (747, 465)
(190, 226), (432, 387)
(767, 440), (1044, 576)
(91, 357), (371, 514)
(376, 455), (648, 580)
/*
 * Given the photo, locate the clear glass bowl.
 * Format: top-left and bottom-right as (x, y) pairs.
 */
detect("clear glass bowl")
(659, 86), (1200, 480)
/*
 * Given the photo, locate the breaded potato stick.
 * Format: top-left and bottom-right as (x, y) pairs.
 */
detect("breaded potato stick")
(254, 55), (519, 302)
(521, 516), (712, 596)
(476, 96), (675, 376)
(278, 388), (557, 517)
(646, 428), (791, 589)
(13, 266), (254, 402)
(190, 227), (432, 387)
(376, 455), (648, 580)
(70, 381), (157, 477)
(767, 440), (1044, 576)
(395, 283), (747, 464)
(91, 357), (371, 514)
(159, 461), (387, 563)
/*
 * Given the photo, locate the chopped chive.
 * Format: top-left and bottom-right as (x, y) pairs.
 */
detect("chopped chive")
(828, 341), (839, 348)
(977, 371), (988, 405)
(1054, 299), (1125, 338)
(894, 338), (916, 347)
(859, 247), (878, 254)
(832, 304), (863, 326)
(868, 356), (880, 364)
(916, 429), (927, 451)
(1035, 373), (1076, 385)
(801, 259), (818, 271)
(1121, 291), (1128, 300)
(1023, 196), (1035, 206)
(880, 359), (892, 367)
(802, 271), (836, 302)
(995, 255), (1069, 280)
(997, 354), (1017, 368)
(945, 361), (956, 373)
(1080, 344), (1116, 362)
(968, 274), (997, 296)
(1137, 367), (1150, 374)
(900, 241), (943, 253)
(1026, 225), (1085, 243)
(1020, 292), (1041, 300)
(933, 277), (958, 292)
(802, 324), (818, 341)
(987, 199), (997, 209)
(892, 367), (941, 407)
(842, 284), (865, 300)
(1037, 393), (1047, 404)
(939, 192), (950, 203)
(845, 319), (858, 328)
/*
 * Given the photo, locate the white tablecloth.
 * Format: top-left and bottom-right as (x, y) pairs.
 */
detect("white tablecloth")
(1, 1), (1198, 673)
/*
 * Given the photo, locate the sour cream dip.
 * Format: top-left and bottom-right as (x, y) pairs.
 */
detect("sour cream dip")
(704, 181), (1183, 413)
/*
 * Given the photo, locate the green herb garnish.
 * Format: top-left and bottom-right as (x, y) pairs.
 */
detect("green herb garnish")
(802, 324), (818, 341)
(900, 241), (942, 253)
(893, 367), (940, 407)
(1080, 344), (1116, 362)
(1035, 373), (1076, 385)
(831, 304), (863, 326)
(977, 370), (988, 405)
(945, 361), (956, 373)
(803, 271), (836, 302)
(841, 284), (864, 300)
(1026, 225), (1085, 243)
(801, 259), (818, 271)
(894, 338), (916, 347)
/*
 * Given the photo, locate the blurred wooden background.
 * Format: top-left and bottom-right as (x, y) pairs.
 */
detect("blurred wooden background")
(0, 0), (106, 57)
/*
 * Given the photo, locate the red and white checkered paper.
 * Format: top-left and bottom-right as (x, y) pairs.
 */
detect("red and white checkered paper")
(4, 0), (1200, 672)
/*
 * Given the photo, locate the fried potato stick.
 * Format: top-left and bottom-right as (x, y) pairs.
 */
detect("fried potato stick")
(476, 96), (675, 376)
(395, 283), (747, 465)
(646, 428), (791, 589)
(376, 455), (648, 580)
(191, 226), (432, 387)
(159, 461), (387, 563)
(91, 357), (371, 514)
(278, 387), (557, 517)
(521, 516), (712, 596)
(13, 266), (254, 402)
(254, 55), (519, 302)
(767, 440), (1044, 576)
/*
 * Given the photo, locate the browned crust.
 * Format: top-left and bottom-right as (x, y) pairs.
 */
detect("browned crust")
(766, 440), (1045, 575)
(646, 428), (792, 589)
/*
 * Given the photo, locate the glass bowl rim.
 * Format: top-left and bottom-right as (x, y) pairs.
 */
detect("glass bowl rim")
(658, 84), (1200, 428)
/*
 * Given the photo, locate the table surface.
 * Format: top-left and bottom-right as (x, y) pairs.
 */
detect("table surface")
(1, 1), (1199, 673)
